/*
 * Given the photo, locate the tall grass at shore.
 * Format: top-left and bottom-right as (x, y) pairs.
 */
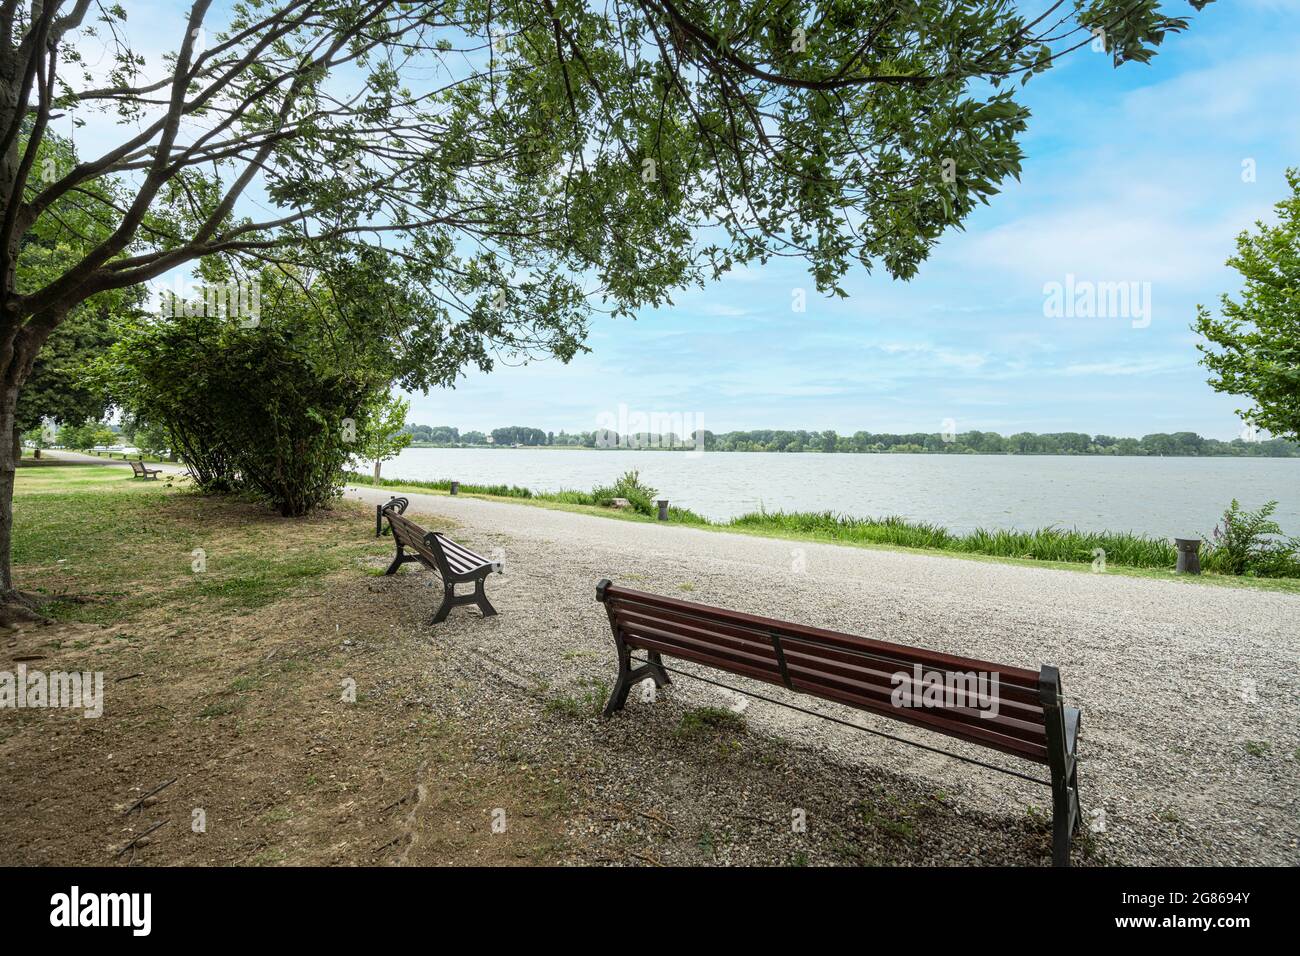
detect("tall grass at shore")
(734, 509), (1177, 568)
(350, 470), (1299, 578)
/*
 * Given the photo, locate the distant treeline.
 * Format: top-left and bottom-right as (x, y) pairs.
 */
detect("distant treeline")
(401, 424), (1300, 457)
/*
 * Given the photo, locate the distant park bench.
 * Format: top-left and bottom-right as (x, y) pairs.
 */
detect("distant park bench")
(380, 500), (502, 623)
(595, 580), (1083, 866)
(129, 459), (161, 480)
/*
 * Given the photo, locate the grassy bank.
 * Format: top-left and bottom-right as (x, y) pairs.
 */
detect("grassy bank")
(347, 470), (710, 524)
(352, 470), (1300, 588)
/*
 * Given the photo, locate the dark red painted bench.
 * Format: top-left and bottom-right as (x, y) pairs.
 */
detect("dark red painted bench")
(596, 580), (1082, 865)
(382, 503), (501, 623)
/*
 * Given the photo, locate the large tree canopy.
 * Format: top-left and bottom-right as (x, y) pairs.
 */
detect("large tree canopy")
(0, 0), (1213, 602)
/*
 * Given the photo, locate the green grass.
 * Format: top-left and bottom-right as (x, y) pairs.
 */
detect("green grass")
(677, 706), (747, 738)
(543, 677), (610, 718)
(731, 509), (1178, 568)
(13, 463), (393, 623)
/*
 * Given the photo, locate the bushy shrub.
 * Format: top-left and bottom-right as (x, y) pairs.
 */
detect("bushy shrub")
(592, 470), (659, 516)
(1202, 500), (1300, 577)
(98, 271), (402, 515)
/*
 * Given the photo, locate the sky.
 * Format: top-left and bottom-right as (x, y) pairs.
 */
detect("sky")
(399, 0), (1300, 441)
(59, 1), (1300, 441)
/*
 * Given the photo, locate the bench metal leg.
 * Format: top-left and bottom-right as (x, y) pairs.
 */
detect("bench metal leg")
(430, 574), (497, 624)
(384, 544), (407, 575)
(646, 651), (671, 687)
(603, 640), (635, 716)
(473, 576), (497, 617)
(431, 582), (455, 624)
(1051, 760), (1082, 867)
(603, 643), (671, 717)
(1041, 666), (1082, 866)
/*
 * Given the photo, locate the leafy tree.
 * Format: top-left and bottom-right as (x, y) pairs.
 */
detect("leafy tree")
(1195, 168), (1300, 442)
(0, 1), (1214, 608)
(55, 419), (99, 450)
(14, 300), (116, 447)
(20, 423), (50, 458)
(124, 417), (173, 459)
(360, 395), (413, 484)
(99, 269), (411, 514)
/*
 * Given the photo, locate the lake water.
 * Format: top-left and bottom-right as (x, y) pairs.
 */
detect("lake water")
(380, 447), (1300, 537)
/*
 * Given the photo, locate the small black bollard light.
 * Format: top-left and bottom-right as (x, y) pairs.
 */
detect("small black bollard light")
(657, 499), (669, 521)
(1175, 537), (1202, 574)
(450, 481), (459, 495)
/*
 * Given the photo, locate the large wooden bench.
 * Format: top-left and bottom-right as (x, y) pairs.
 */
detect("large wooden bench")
(130, 459), (161, 480)
(381, 501), (501, 623)
(595, 580), (1082, 866)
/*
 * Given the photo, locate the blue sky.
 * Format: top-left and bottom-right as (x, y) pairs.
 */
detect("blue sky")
(403, 1), (1300, 441)
(60, 2), (1297, 441)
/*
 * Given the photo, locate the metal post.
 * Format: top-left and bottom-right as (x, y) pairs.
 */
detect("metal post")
(450, 481), (459, 495)
(1175, 538), (1202, 574)
(656, 499), (669, 521)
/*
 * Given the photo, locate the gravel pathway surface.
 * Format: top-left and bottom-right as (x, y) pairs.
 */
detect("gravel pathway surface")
(342, 483), (1300, 865)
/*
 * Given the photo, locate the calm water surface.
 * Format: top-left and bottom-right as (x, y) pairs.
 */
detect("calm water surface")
(381, 448), (1300, 536)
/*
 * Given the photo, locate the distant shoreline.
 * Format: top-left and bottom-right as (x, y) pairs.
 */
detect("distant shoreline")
(402, 442), (1300, 459)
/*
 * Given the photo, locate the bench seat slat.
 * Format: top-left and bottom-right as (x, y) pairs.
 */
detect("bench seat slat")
(387, 516), (491, 575)
(619, 619), (1049, 745)
(435, 534), (490, 566)
(620, 628), (1049, 763)
(792, 678), (1050, 763)
(608, 587), (1042, 685)
(611, 600), (1045, 710)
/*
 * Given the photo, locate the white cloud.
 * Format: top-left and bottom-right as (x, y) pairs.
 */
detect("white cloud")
(1062, 357), (1191, 377)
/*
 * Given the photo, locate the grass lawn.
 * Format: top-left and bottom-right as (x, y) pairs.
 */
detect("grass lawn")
(2, 463), (578, 865)
(16, 465), (386, 624)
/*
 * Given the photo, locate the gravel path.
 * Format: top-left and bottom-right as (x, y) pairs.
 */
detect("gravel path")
(45, 452), (1300, 863)
(342, 483), (1300, 865)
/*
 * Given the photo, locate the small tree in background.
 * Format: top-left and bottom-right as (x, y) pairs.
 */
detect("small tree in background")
(1195, 168), (1300, 442)
(20, 423), (52, 459)
(55, 420), (96, 451)
(360, 396), (413, 485)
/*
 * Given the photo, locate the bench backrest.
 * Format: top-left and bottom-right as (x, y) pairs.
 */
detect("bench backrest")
(384, 511), (491, 580)
(130, 459), (145, 475)
(597, 582), (1056, 764)
(386, 512), (444, 571)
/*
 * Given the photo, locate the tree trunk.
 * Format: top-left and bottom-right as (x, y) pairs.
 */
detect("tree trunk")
(1, 309), (65, 620)
(373, 459), (381, 484)
(1, 383), (19, 595)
